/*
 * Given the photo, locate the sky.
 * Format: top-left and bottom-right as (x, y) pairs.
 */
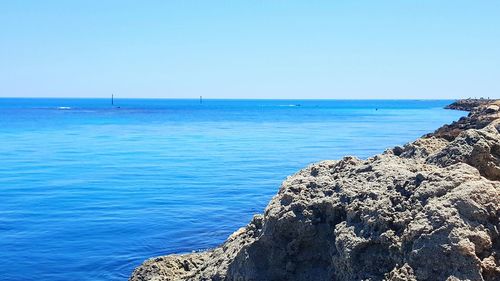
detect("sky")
(0, 1), (499, 99)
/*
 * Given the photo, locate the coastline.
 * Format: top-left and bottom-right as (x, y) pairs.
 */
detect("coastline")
(444, 98), (495, 111)
(130, 99), (500, 281)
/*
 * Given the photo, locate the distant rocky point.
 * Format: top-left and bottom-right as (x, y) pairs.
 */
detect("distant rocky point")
(130, 99), (500, 281)
(445, 98), (495, 111)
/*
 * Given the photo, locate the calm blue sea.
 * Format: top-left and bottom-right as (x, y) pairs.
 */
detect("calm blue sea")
(0, 99), (465, 281)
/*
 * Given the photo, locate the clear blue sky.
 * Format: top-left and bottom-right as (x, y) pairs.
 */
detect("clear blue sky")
(1, 1), (499, 99)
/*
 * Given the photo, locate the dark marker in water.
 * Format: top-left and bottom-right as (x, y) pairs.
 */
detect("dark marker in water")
(200, 96), (203, 104)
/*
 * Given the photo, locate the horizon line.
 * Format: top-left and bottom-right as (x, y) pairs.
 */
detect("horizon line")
(0, 97), (464, 101)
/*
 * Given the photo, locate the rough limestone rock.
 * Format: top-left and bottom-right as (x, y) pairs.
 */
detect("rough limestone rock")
(130, 100), (500, 281)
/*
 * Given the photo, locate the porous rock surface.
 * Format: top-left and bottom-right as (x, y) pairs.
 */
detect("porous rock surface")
(130, 100), (500, 281)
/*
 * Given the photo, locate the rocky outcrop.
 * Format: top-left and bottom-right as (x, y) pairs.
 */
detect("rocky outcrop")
(428, 100), (500, 141)
(445, 99), (494, 111)
(130, 100), (500, 281)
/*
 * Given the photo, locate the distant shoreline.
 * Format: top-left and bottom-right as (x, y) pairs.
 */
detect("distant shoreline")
(445, 98), (496, 111)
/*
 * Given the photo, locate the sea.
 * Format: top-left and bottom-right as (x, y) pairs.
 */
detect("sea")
(0, 99), (465, 280)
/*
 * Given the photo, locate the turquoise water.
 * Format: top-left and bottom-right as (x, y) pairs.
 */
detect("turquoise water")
(0, 99), (464, 281)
